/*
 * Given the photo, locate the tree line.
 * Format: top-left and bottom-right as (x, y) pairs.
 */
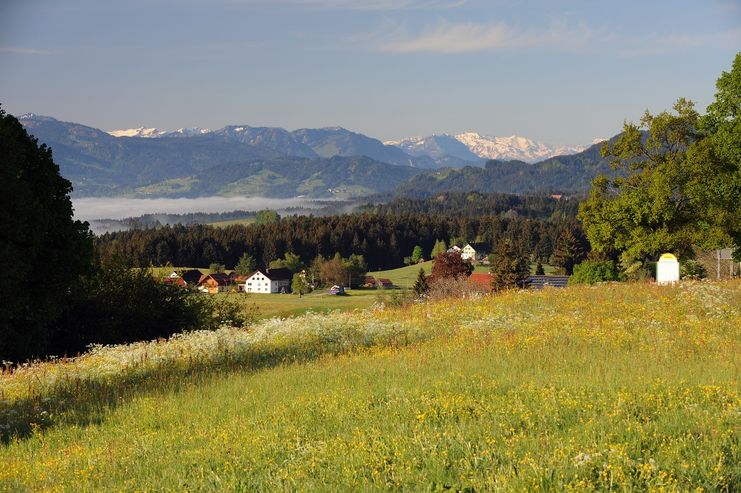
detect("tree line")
(359, 191), (580, 220)
(95, 213), (587, 272)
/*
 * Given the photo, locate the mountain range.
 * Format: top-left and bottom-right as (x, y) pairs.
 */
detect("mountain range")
(109, 123), (594, 164)
(385, 133), (598, 164)
(18, 113), (611, 199)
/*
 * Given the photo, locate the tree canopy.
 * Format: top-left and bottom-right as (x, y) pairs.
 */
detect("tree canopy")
(0, 108), (94, 360)
(489, 239), (530, 291)
(578, 53), (741, 266)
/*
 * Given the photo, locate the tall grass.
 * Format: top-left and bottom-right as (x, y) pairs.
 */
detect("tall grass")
(1, 280), (740, 491)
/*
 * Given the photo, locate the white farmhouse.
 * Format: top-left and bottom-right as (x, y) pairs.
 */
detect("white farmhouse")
(243, 268), (292, 294)
(461, 242), (491, 263)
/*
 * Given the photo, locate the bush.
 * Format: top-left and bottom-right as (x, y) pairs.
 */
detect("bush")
(623, 261), (656, 282)
(570, 260), (620, 285)
(680, 259), (708, 280)
(427, 277), (490, 301)
(52, 259), (213, 356)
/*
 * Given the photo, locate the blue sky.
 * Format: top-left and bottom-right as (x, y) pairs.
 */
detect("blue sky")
(1, 0), (739, 145)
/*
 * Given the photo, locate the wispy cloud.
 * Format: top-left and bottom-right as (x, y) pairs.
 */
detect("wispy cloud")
(367, 19), (593, 54)
(361, 19), (741, 56)
(616, 29), (741, 57)
(0, 47), (60, 56)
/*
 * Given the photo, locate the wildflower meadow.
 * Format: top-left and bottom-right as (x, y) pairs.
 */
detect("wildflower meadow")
(1, 280), (739, 491)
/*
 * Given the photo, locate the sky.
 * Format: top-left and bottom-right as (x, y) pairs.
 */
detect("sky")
(1, 0), (739, 146)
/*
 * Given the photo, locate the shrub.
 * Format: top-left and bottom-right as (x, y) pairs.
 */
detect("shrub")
(52, 259), (214, 356)
(680, 259), (708, 280)
(570, 260), (619, 285)
(427, 277), (490, 301)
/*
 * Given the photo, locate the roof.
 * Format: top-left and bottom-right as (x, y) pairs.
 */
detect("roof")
(252, 268), (293, 281)
(466, 242), (491, 252)
(468, 272), (493, 287)
(524, 275), (569, 289)
(229, 272), (250, 282)
(378, 278), (393, 285)
(199, 272), (231, 286)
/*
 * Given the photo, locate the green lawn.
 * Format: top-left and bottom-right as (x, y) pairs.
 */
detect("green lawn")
(219, 289), (380, 319)
(368, 261), (433, 288)
(1, 281), (739, 491)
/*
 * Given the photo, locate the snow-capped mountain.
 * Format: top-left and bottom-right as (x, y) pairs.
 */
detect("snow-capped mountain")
(107, 127), (210, 138)
(387, 132), (590, 164)
(108, 127), (168, 138)
(385, 134), (480, 162)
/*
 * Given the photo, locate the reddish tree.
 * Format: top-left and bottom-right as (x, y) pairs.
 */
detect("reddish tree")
(429, 251), (472, 284)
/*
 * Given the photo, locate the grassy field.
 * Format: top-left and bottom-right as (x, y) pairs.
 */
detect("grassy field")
(225, 289), (380, 319)
(368, 261), (433, 288)
(1, 280), (740, 491)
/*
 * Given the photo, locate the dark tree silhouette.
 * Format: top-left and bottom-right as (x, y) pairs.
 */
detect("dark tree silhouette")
(0, 108), (94, 361)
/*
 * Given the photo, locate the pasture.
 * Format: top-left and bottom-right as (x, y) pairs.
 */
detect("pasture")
(2, 281), (739, 491)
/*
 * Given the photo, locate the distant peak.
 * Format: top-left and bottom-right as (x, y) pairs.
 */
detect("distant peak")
(108, 127), (167, 138)
(17, 113), (57, 122)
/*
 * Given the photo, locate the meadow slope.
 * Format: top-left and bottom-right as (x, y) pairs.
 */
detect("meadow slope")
(1, 281), (740, 491)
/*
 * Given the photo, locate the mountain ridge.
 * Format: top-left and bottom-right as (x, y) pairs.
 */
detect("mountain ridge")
(386, 132), (597, 164)
(17, 112), (615, 199)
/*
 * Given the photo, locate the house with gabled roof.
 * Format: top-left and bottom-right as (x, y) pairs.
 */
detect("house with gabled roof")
(197, 273), (231, 294)
(377, 278), (394, 289)
(243, 268), (292, 294)
(461, 242), (491, 263)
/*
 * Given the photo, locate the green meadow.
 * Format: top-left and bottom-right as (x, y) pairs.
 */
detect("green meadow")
(227, 289), (380, 319)
(2, 281), (739, 491)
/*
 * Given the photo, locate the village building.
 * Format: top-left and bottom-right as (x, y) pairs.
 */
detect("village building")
(197, 273), (231, 294)
(468, 272), (494, 291)
(461, 242), (491, 263)
(162, 276), (188, 288)
(243, 268), (292, 294)
(377, 278), (394, 289)
(228, 271), (250, 291)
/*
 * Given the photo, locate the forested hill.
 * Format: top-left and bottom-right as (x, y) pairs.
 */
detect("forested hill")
(18, 114), (433, 196)
(96, 212), (584, 271)
(19, 113), (619, 198)
(394, 137), (618, 197)
(132, 155), (422, 198)
(359, 192), (580, 219)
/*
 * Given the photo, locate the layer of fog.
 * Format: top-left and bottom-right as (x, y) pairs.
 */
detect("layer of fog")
(72, 196), (333, 222)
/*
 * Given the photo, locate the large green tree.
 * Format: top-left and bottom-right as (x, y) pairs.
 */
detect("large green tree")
(578, 98), (702, 267)
(234, 252), (257, 275)
(489, 239), (530, 291)
(579, 54), (741, 267)
(695, 52), (741, 256)
(550, 227), (586, 275)
(0, 108), (94, 360)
